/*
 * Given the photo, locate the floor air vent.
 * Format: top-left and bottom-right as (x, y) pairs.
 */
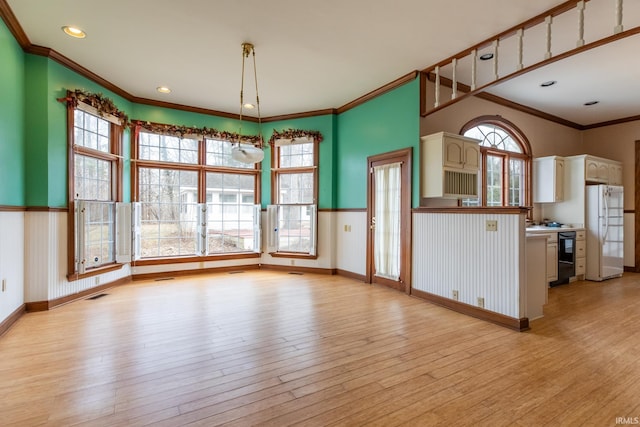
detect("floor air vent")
(288, 272), (304, 275)
(154, 277), (174, 282)
(229, 271), (245, 274)
(87, 293), (108, 300)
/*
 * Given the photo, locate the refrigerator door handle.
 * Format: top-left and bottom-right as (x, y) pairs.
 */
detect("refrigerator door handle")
(602, 189), (609, 245)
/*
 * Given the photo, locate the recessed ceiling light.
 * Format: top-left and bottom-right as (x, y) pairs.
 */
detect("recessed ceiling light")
(156, 86), (171, 94)
(62, 26), (86, 39)
(584, 100), (599, 106)
(243, 103), (255, 109)
(479, 53), (494, 61)
(540, 80), (557, 87)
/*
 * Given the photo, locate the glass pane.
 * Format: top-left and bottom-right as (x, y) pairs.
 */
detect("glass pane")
(486, 155), (503, 207)
(83, 201), (115, 268)
(279, 142), (314, 168)
(278, 172), (314, 204)
(464, 124), (522, 153)
(205, 139), (256, 169)
(74, 110), (110, 153)
(205, 171), (256, 254)
(75, 154), (112, 201)
(138, 167), (198, 258)
(509, 158), (524, 206)
(277, 205), (311, 253)
(138, 132), (198, 164)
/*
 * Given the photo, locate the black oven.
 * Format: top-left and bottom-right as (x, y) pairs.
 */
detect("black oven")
(551, 231), (576, 287)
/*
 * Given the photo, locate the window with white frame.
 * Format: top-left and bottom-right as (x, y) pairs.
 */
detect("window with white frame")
(133, 126), (261, 260)
(68, 106), (123, 275)
(270, 136), (319, 256)
(460, 117), (531, 208)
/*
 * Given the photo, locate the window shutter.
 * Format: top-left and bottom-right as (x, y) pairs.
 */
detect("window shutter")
(309, 204), (317, 256)
(253, 205), (262, 253)
(76, 200), (87, 274)
(115, 202), (132, 263)
(132, 202), (141, 260)
(266, 205), (278, 253)
(197, 203), (207, 256)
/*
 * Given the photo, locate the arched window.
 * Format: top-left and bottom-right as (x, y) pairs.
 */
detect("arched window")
(460, 116), (532, 208)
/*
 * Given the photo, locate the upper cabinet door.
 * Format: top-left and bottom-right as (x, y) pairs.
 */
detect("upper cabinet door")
(585, 158), (600, 182)
(443, 138), (464, 169)
(463, 143), (480, 171)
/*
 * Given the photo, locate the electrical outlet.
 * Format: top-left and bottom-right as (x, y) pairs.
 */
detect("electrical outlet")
(291, 260), (295, 266)
(477, 297), (485, 308)
(452, 290), (459, 301)
(1, 279), (6, 292)
(486, 220), (498, 232)
(95, 276), (100, 286)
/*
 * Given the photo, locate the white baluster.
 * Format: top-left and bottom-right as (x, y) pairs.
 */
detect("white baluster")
(471, 49), (477, 91)
(577, 1), (585, 47)
(614, 0), (623, 34)
(517, 29), (524, 70)
(434, 66), (440, 108)
(493, 40), (499, 80)
(545, 15), (553, 59)
(451, 58), (458, 100)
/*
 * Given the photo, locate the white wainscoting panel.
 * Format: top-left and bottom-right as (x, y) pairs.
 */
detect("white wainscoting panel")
(624, 213), (634, 268)
(412, 212), (525, 319)
(335, 211), (367, 276)
(25, 211), (131, 302)
(0, 211), (25, 323)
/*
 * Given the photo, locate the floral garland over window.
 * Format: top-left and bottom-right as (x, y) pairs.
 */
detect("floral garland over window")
(269, 128), (323, 145)
(132, 120), (262, 145)
(60, 89), (130, 128)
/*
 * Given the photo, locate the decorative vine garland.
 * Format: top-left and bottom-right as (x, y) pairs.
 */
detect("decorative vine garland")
(61, 89), (130, 128)
(60, 90), (322, 148)
(269, 128), (323, 145)
(133, 121), (263, 145)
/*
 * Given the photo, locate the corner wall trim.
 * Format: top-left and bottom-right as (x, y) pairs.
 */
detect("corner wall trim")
(0, 304), (26, 337)
(335, 269), (366, 282)
(26, 276), (131, 312)
(411, 288), (529, 332)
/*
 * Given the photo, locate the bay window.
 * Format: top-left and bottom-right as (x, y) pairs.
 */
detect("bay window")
(132, 125), (261, 261)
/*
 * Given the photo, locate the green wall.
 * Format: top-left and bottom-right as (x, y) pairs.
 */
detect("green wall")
(0, 18), (25, 205)
(8, 29), (418, 210)
(336, 78), (420, 208)
(24, 57), (134, 206)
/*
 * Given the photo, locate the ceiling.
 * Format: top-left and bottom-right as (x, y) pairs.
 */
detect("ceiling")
(4, 0), (639, 126)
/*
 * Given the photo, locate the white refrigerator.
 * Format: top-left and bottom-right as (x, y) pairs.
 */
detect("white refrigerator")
(585, 185), (624, 281)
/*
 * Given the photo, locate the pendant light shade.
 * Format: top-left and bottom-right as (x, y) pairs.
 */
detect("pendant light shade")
(231, 143), (265, 163)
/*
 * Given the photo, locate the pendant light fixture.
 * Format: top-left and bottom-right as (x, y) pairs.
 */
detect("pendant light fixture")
(231, 42), (265, 164)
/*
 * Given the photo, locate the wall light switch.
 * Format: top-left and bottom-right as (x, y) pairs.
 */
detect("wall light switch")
(486, 220), (498, 232)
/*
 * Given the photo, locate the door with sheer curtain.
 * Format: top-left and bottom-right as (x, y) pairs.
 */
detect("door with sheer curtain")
(366, 148), (411, 293)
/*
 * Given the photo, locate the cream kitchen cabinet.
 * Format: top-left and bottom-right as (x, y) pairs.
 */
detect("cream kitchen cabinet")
(609, 163), (623, 185)
(533, 156), (564, 203)
(585, 155), (622, 185)
(575, 230), (586, 278)
(545, 233), (558, 283)
(421, 132), (481, 199)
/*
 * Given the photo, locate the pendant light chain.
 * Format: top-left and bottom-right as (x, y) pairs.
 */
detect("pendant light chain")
(251, 46), (263, 146)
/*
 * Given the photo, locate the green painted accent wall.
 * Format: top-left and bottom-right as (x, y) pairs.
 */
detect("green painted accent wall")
(24, 57), (133, 206)
(0, 19), (25, 205)
(262, 115), (336, 209)
(336, 78), (420, 208)
(16, 50), (415, 210)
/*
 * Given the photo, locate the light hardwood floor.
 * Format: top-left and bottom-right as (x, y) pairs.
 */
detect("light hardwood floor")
(1, 270), (639, 426)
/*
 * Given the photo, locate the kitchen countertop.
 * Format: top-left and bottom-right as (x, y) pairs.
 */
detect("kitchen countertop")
(526, 226), (585, 233)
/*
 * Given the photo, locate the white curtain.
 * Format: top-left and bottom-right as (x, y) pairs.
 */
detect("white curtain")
(374, 162), (401, 281)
